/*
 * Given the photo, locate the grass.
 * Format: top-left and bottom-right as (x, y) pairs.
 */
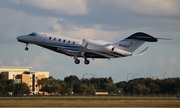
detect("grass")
(0, 96), (180, 107)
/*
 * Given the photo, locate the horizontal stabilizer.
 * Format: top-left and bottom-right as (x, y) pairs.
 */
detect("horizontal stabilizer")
(156, 38), (172, 40)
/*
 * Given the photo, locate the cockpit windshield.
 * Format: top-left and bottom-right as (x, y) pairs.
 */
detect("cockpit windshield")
(28, 32), (36, 36)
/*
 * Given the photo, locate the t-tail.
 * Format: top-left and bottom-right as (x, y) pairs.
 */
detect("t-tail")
(113, 32), (158, 52)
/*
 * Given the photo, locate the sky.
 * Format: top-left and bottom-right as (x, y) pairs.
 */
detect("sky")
(0, 0), (180, 83)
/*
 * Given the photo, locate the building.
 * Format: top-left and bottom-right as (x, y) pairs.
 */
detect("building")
(0, 66), (49, 94)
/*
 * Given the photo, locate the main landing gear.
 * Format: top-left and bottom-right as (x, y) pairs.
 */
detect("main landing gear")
(25, 43), (29, 51)
(74, 58), (90, 65)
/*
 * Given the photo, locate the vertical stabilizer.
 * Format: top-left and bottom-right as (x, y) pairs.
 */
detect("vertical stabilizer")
(113, 32), (158, 52)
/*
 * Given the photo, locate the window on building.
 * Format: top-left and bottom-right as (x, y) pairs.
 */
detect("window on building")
(73, 42), (75, 44)
(54, 38), (56, 41)
(35, 76), (38, 79)
(49, 37), (51, 40)
(68, 41), (70, 43)
(29, 84), (32, 88)
(59, 39), (61, 41)
(29, 74), (33, 80)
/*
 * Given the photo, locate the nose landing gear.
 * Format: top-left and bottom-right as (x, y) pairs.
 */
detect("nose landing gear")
(25, 43), (29, 51)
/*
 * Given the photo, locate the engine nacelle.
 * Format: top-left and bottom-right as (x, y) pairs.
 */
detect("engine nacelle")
(82, 39), (132, 56)
(113, 48), (132, 56)
(82, 39), (114, 52)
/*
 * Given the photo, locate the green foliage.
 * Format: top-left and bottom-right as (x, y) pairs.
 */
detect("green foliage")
(0, 78), (15, 96)
(134, 84), (150, 94)
(148, 83), (160, 94)
(88, 84), (96, 94)
(38, 76), (65, 94)
(105, 82), (117, 93)
(1, 75), (180, 96)
(117, 77), (180, 94)
(73, 83), (88, 94)
(14, 83), (30, 95)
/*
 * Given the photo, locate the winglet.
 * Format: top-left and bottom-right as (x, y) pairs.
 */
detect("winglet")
(133, 46), (149, 56)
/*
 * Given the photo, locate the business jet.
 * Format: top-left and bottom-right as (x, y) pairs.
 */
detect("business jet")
(16, 32), (168, 65)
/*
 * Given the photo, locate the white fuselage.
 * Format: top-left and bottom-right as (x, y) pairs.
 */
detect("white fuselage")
(17, 32), (132, 59)
(17, 32), (157, 64)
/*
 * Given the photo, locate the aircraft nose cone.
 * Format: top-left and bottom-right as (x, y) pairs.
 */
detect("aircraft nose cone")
(16, 36), (23, 41)
(16, 36), (20, 40)
(16, 35), (27, 43)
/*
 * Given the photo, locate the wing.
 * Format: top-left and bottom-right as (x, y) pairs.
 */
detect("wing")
(57, 43), (89, 57)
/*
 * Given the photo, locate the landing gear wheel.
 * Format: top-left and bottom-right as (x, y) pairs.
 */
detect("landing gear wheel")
(75, 59), (80, 64)
(84, 60), (90, 65)
(25, 47), (29, 51)
(25, 43), (29, 51)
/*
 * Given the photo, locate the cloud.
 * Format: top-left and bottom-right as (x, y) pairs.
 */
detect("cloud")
(156, 55), (164, 68)
(112, 0), (180, 16)
(49, 19), (122, 42)
(30, 51), (51, 70)
(16, 0), (89, 15)
(0, 7), (59, 43)
(154, 55), (180, 76)
(169, 56), (178, 65)
(0, 6), (121, 44)
(12, 59), (21, 66)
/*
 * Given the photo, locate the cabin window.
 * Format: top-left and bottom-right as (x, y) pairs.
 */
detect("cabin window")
(73, 42), (75, 44)
(59, 39), (61, 41)
(29, 33), (36, 36)
(54, 38), (56, 41)
(63, 40), (66, 42)
(49, 37), (51, 40)
(68, 41), (70, 43)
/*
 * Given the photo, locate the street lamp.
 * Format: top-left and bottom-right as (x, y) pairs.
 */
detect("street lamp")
(82, 73), (88, 79)
(89, 74), (97, 78)
(133, 74), (139, 79)
(127, 73), (132, 82)
(133, 74), (139, 99)
(127, 73), (132, 94)
(163, 72), (167, 79)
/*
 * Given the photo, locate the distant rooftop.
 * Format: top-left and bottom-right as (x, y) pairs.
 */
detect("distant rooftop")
(0, 66), (33, 69)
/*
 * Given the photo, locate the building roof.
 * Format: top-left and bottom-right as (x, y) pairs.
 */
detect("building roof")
(0, 66), (33, 69)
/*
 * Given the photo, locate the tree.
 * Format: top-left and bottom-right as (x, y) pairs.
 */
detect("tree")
(175, 78), (180, 94)
(14, 83), (30, 95)
(160, 78), (175, 94)
(148, 83), (160, 94)
(105, 82), (117, 93)
(57, 80), (66, 95)
(64, 75), (79, 94)
(88, 84), (96, 94)
(64, 75), (79, 84)
(134, 84), (150, 94)
(38, 76), (62, 94)
(73, 83), (88, 94)
(0, 78), (15, 96)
